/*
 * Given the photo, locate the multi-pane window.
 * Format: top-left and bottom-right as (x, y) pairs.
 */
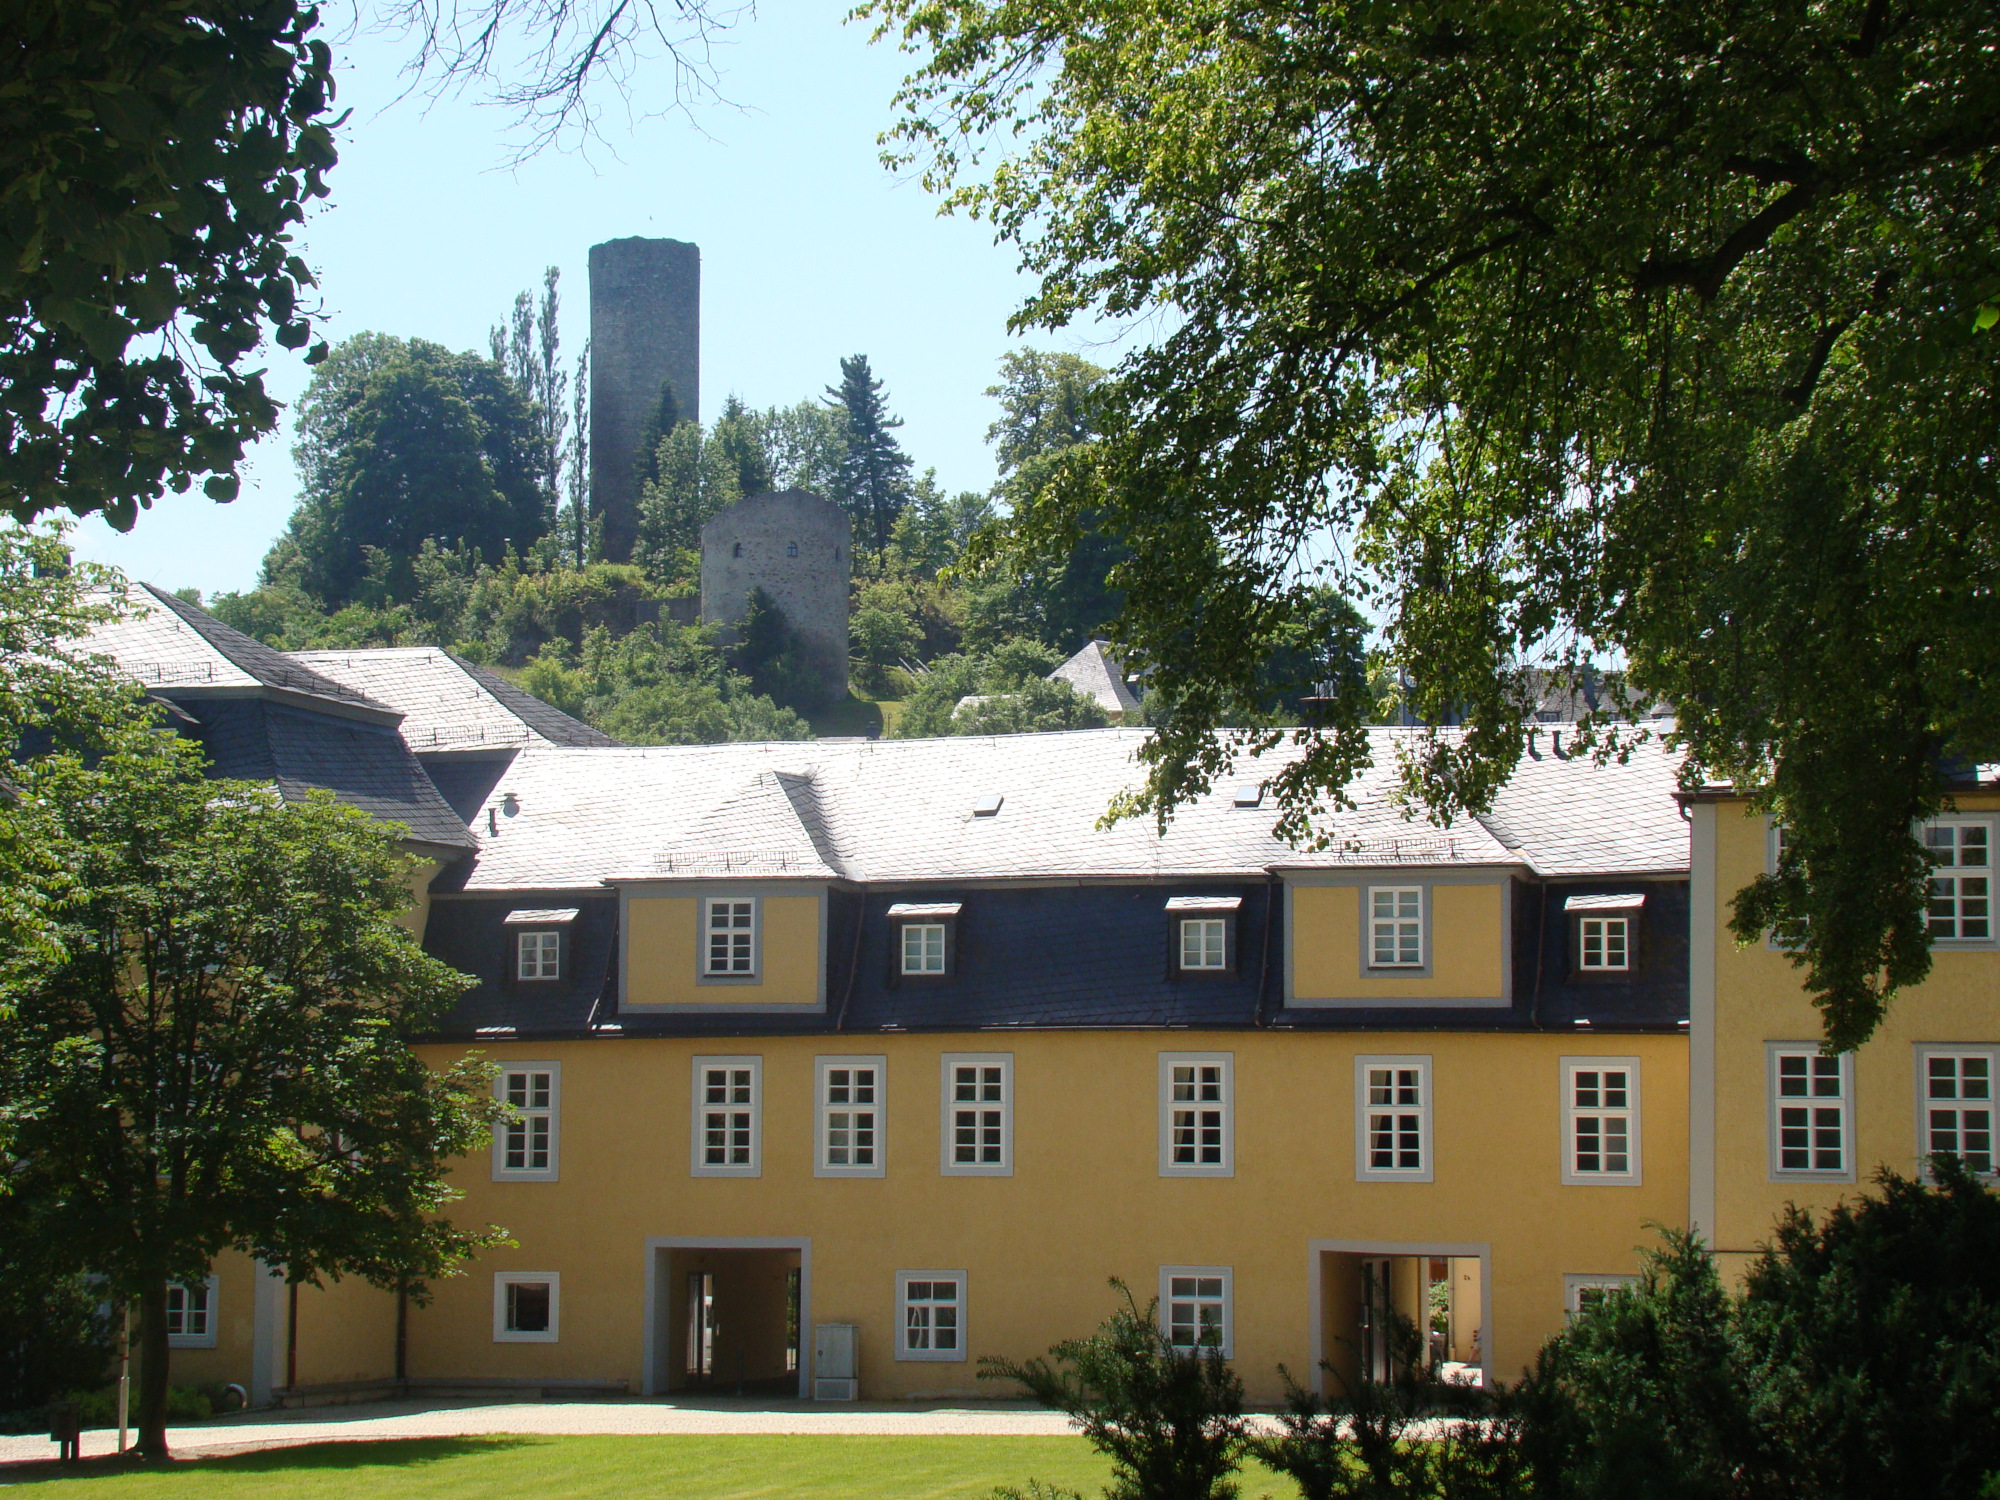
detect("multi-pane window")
(166, 1279), (215, 1346)
(1579, 918), (1629, 971)
(897, 1272), (966, 1360)
(704, 898), (757, 975)
(1925, 823), (1991, 940)
(692, 1056), (760, 1176)
(516, 930), (560, 980)
(1562, 1059), (1640, 1183)
(941, 1054), (1012, 1175)
(902, 923), (946, 974)
(1920, 1049), (1996, 1175)
(1368, 887), (1424, 968)
(1160, 1054), (1233, 1176)
(1160, 1267), (1232, 1355)
(494, 1064), (558, 1180)
(817, 1057), (886, 1176)
(1564, 1275), (1638, 1320)
(1771, 1046), (1851, 1178)
(493, 1273), (559, 1342)
(1356, 1056), (1433, 1181)
(1180, 919), (1227, 970)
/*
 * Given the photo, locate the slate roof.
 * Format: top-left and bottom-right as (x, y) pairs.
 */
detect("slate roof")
(287, 648), (615, 752)
(181, 700), (477, 852)
(438, 727), (1687, 894)
(87, 585), (393, 718)
(1051, 639), (1142, 717)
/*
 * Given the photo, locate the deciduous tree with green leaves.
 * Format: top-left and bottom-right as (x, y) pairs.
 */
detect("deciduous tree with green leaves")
(873, 0), (2000, 1048)
(0, 562), (503, 1458)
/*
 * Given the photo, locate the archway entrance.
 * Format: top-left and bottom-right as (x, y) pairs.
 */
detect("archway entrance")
(644, 1237), (811, 1397)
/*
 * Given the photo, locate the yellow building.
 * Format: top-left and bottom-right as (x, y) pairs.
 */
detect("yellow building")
(1684, 782), (1999, 1284)
(88, 592), (1705, 1408)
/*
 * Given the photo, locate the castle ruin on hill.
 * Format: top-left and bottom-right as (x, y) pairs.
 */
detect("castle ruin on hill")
(589, 236), (850, 708)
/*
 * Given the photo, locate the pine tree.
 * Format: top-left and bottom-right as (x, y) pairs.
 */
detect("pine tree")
(826, 354), (913, 558)
(710, 394), (772, 498)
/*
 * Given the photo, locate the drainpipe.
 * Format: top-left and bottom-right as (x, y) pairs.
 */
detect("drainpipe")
(286, 1283), (299, 1393)
(833, 893), (865, 1031)
(1529, 882), (1550, 1029)
(395, 1283), (409, 1389)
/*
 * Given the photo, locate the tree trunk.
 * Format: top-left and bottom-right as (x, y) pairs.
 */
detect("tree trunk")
(134, 1279), (172, 1460)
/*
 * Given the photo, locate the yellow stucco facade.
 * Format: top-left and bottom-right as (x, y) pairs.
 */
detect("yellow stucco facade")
(1690, 794), (2000, 1280)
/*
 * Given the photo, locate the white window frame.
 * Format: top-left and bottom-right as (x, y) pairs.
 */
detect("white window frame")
(492, 1271), (560, 1343)
(1158, 1265), (1233, 1357)
(1577, 915), (1630, 971)
(1560, 1057), (1642, 1185)
(1179, 918), (1227, 971)
(1768, 1043), (1855, 1182)
(895, 1269), (968, 1362)
(515, 929), (562, 981)
(690, 1055), (762, 1178)
(1158, 1053), (1234, 1177)
(491, 1062), (560, 1182)
(815, 1055), (887, 1178)
(1915, 1045), (1999, 1178)
(1355, 1054), (1434, 1182)
(166, 1275), (219, 1348)
(1365, 885), (1426, 970)
(901, 922), (947, 975)
(702, 895), (760, 978)
(1923, 818), (1993, 945)
(1563, 1274), (1638, 1320)
(940, 1053), (1013, 1176)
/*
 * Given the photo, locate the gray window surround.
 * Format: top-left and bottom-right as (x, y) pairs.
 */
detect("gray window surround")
(1354, 1054), (1435, 1183)
(1922, 816), (1996, 951)
(1767, 1042), (1856, 1184)
(615, 881), (829, 1014)
(491, 1061), (561, 1183)
(1282, 871), (1514, 1010)
(166, 1275), (219, 1349)
(1559, 1055), (1643, 1186)
(1912, 1043), (2000, 1179)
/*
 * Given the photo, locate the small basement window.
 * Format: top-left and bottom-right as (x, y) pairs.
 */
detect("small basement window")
(493, 1273), (560, 1342)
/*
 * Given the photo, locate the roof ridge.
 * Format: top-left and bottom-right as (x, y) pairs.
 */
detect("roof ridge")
(136, 585), (396, 714)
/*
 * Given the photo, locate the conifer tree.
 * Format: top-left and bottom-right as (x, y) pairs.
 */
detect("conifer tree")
(826, 354), (913, 557)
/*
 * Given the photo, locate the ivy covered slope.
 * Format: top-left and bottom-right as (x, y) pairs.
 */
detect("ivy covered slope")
(875, 0), (2000, 1048)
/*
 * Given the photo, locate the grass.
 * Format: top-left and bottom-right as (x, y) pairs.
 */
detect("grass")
(12, 1435), (1304, 1498)
(806, 693), (888, 739)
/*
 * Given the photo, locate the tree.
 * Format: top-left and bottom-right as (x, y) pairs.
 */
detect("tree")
(827, 354), (914, 557)
(279, 334), (551, 606)
(981, 1279), (1247, 1500)
(0, 1), (336, 532)
(760, 399), (850, 497)
(0, 697), (502, 1459)
(709, 394), (773, 498)
(634, 420), (741, 583)
(873, 0), (2000, 1049)
(490, 266), (570, 507)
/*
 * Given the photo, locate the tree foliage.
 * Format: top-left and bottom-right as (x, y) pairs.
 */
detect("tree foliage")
(0, 0), (337, 530)
(827, 353), (914, 557)
(0, 624), (502, 1456)
(874, 0), (2000, 1048)
(981, 1279), (1247, 1500)
(280, 332), (551, 606)
(1521, 1162), (2000, 1500)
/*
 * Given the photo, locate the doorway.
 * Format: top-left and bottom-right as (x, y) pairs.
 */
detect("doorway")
(645, 1237), (812, 1398)
(1310, 1240), (1488, 1394)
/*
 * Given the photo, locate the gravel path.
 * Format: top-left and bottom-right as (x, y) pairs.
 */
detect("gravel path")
(0, 1397), (1084, 1466)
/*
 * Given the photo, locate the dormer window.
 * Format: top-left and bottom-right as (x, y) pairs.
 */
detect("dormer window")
(504, 908), (578, 982)
(1166, 895), (1240, 975)
(889, 902), (960, 980)
(1565, 893), (1645, 976)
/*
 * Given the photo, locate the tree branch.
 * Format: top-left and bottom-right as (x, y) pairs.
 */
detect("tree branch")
(1635, 177), (1826, 301)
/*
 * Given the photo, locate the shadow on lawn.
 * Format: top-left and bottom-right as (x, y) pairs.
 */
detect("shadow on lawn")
(19, 1437), (544, 1484)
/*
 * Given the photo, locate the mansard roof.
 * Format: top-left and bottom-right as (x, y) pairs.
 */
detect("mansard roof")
(288, 647), (615, 753)
(435, 726), (1688, 894)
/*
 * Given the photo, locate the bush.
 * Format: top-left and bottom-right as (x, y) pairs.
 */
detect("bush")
(980, 1279), (1245, 1500)
(0, 1267), (112, 1417)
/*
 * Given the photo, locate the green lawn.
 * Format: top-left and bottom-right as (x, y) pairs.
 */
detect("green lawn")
(12, 1435), (1302, 1499)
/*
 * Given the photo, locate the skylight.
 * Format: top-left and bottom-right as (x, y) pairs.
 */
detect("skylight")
(972, 793), (1004, 817)
(1232, 784), (1264, 807)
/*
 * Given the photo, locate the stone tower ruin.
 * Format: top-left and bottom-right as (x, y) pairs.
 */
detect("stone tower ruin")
(700, 491), (851, 707)
(589, 237), (700, 563)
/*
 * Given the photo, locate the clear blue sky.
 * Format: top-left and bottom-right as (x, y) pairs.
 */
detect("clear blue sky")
(72, 0), (1106, 596)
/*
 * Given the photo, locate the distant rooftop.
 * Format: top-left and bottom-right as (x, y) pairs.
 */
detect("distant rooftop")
(289, 648), (615, 753)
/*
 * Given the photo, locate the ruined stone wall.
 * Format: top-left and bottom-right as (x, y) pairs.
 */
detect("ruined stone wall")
(700, 491), (851, 706)
(589, 237), (700, 563)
